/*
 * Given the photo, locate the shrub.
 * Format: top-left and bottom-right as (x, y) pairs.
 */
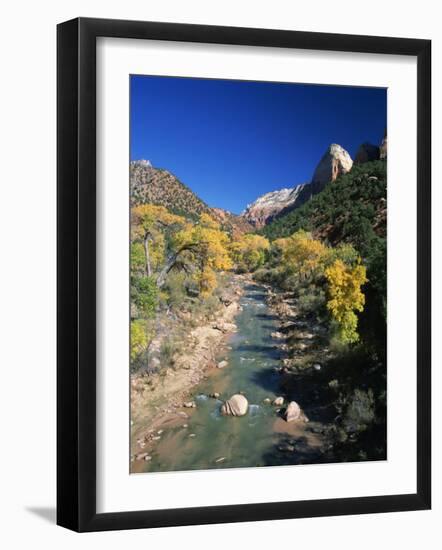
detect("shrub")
(130, 320), (148, 361)
(131, 275), (158, 318)
(165, 271), (187, 309)
(297, 286), (326, 317)
(343, 388), (375, 433)
(160, 338), (180, 367)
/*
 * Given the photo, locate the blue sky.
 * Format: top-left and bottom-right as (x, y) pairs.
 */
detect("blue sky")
(130, 76), (386, 214)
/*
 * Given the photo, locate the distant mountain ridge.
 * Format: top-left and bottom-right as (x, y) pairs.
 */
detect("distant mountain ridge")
(130, 160), (253, 235)
(131, 133), (387, 234)
(130, 160), (209, 219)
(242, 143), (355, 228)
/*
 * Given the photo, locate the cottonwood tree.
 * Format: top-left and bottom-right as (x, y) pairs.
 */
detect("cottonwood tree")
(325, 259), (367, 344)
(131, 204), (185, 277)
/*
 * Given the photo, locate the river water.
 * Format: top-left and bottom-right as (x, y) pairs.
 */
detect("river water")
(141, 283), (323, 473)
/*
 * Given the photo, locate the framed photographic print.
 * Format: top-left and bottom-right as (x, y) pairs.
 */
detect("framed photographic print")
(57, 17), (431, 531)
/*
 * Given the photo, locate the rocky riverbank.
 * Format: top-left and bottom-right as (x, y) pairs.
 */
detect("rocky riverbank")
(130, 274), (248, 469)
(262, 281), (386, 463)
(263, 284), (331, 374)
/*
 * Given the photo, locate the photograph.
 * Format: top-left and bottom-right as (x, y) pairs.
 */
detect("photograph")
(0, 0), (434, 541)
(129, 75), (388, 473)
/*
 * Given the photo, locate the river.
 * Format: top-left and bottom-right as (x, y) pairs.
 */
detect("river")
(140, 282), (324, 473)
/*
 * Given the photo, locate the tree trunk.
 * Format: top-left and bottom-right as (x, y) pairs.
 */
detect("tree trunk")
(143, 234), (152, 277)
(156, 242), (200, 288)
(156, 252), (179, 288)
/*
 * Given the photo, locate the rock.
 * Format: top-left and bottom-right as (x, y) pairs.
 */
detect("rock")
(241, 184), (312, 228)
(188, 433), (196, 438)
(210, 392), (220, 399)
(149, 357), (160, 369)
(273, 396), (284, 406)
(313, 364), (321, 371)
(144, 455), (152, 462)
(309, 426), (324, 434)
(220, 394), (249, 417)
(135, 452), (149, 460)
(177, 411), (188, 418)
(354, 142), (380, 164)
(311, 143), (353, 186)
(278, 444), (295, 452)
(328, 379), (339, 389)
(379, 131), (387, 160)
(263, 397), (271, 404)
(213, 322), (237, 333)
(183, 401), (196, 408)
(271, 331), (284, 339)
(285, 401), (308, 422)
(276, 303), (293, 317)
(157, 429), (163, 435)
(217, 360), (228, 369)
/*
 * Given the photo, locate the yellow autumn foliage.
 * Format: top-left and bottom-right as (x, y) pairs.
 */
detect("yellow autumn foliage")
(230, 234), (270, 272)
(131, 203), (185, 238)
(131, 204), (186, 272)
(172, 212), (232, 295)
(130, 319), (149, 361)
(276, 230), (327, 278)
(325, 259), (367, 344)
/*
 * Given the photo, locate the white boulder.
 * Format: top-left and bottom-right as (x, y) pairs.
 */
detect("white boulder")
(221, 394), (249, 417)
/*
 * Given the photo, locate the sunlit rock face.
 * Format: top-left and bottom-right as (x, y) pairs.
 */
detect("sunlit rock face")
(241, 144), (354, 228)
(379, 132), (388, 160)
(241, 184), (308, 228)
(311, 143), (353, 186)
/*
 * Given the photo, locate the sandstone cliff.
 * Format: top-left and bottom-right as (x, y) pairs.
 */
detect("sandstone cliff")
(241, 185), (308, 228)
(311, 143), (353, 185)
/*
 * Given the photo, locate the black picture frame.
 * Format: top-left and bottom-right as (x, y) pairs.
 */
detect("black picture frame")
(57, 17), (431, 532)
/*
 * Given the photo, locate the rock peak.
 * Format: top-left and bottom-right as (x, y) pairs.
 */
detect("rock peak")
(241, 184), (308, 228)
(379, 132), (387, 160)
(311, 143), (353, 185)
(132, 159), (152, 168)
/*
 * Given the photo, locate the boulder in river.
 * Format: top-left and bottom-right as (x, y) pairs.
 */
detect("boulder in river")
(285, 401), (308, 422)
(273, 396), (284, 406)
(221, 394), (249, 417)
(217, 360), (228, 369)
